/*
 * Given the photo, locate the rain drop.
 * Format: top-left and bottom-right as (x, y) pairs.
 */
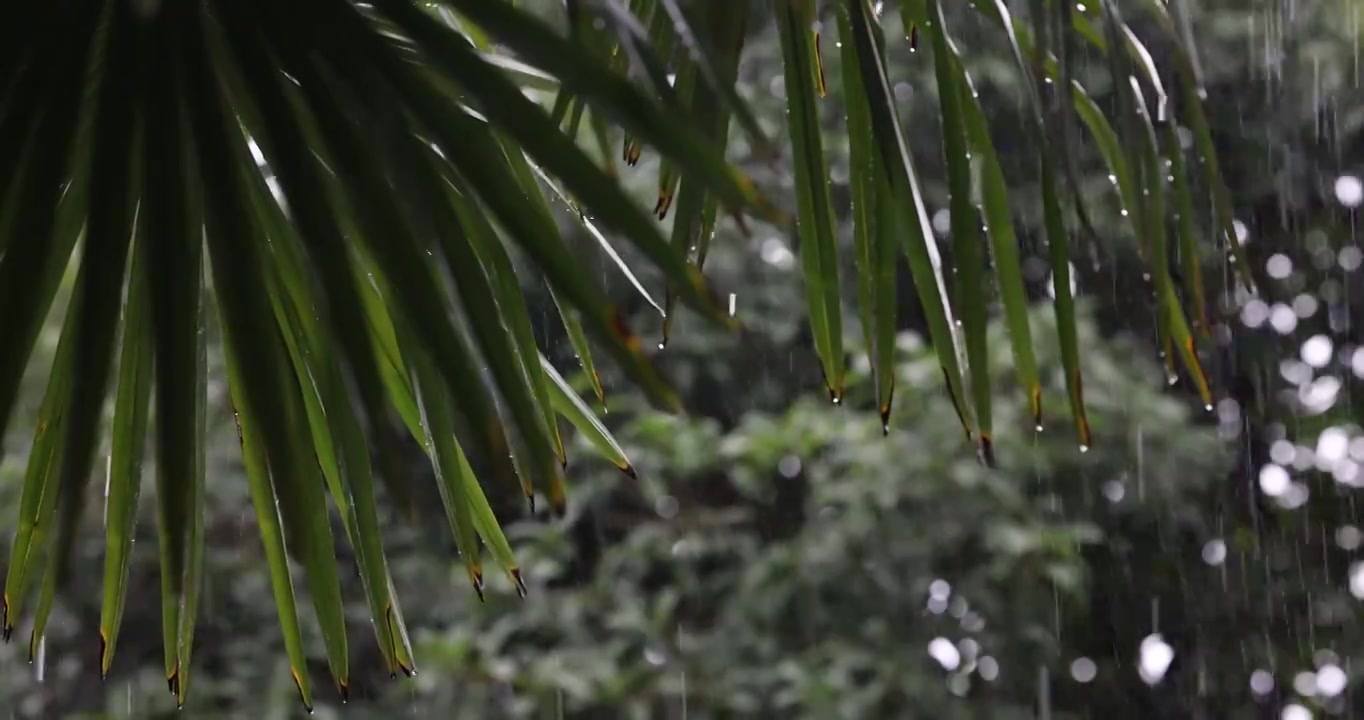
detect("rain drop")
(1250, 669), (1275, 695)
(1316, 664), (1348, 696)
(928, 637), (962, 671)
(1334, 175), (1363, 207)
(1070, 657), (1097, 683)
(1137, 634), (1174, 685)
(1281, 704), (1312, 720)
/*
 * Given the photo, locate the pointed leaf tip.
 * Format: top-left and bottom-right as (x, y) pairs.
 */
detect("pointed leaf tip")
(979, 435), (998, 469)
(99, 631), (110, 679)
(292, 669), (313, 714)
(941, 367), (974, 441)
(511, 569), (528, 598)
(1072, 369), (1093, 448)
(655, 190), (675, 220)
(1030, 386), (1043, 431)
(385, 605), (416, 678)
(813, 32), (828, 98)
(879, 394), (894, 436)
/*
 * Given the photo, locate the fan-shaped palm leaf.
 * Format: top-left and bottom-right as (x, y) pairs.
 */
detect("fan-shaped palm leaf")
(0, 0), (1252, 704)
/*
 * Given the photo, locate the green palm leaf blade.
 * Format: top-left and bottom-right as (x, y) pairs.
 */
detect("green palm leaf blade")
(1128, 78), (1214, 408)
(26, 557), (58, 665)
(273, 364), (358, 698)
(226, 391), (315, 713)
(629, 0), (674, 166)
(836, 4), (897, 432)
(661, 1), (746, 348)
(530, 161), (667, 320)
(0, 9), (99, 538)
(649, 0), (773, 160)
(1071, 85), (1142, 245)
(376, 0), (731, 330)
(974, 0), (1251, 293)
(276, 6), (437, 521)
(352, 258), (428, 446)
(961, 82), (1041, 432)
(778, 0), (846, 403)
(1164, 119), (1210, 336)
(381, 55), (684, 414)
(179, 274), (209, 708)
(968, 0), (1090, 446)
(49, 0), (144, 610)
(272, 261), (419, 681)
(843, 0), (973, 439)
(288, 51), (562, 517)
(430, 0), (777, 224)
(540, 355), (635, 477)
(1074, 77), (1198, 388)
(407, 345), (490, 598)
(98, 204), (153, 679)
(186, 14), (351, 698)
(1142, 0), (1255, 292)
(551, 289), (608, 410)
(1, 277), (82, 639)
(926, 0), (993, 461)
(239, 143), (417, 679)
(1030, 5), (1090, 450)
(596, 0), (685, 117)
(1049, 0), (1104, 252)
(141, 8), (209, 698)
(211, 1), (434, 528)
(0, 12), (99, 608)
(491, 136), (608, 409)
(434, 160), (567, 472)
(392, 299), (523, 595)
(1041, 159), (1091, 450)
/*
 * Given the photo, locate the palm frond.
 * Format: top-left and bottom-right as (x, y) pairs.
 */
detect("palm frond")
(0, 0), (1254, 702)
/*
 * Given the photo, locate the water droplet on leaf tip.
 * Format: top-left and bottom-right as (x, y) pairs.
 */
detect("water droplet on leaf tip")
(1035, 424), (1045, 433)
(1079, 444), (1090, 453)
